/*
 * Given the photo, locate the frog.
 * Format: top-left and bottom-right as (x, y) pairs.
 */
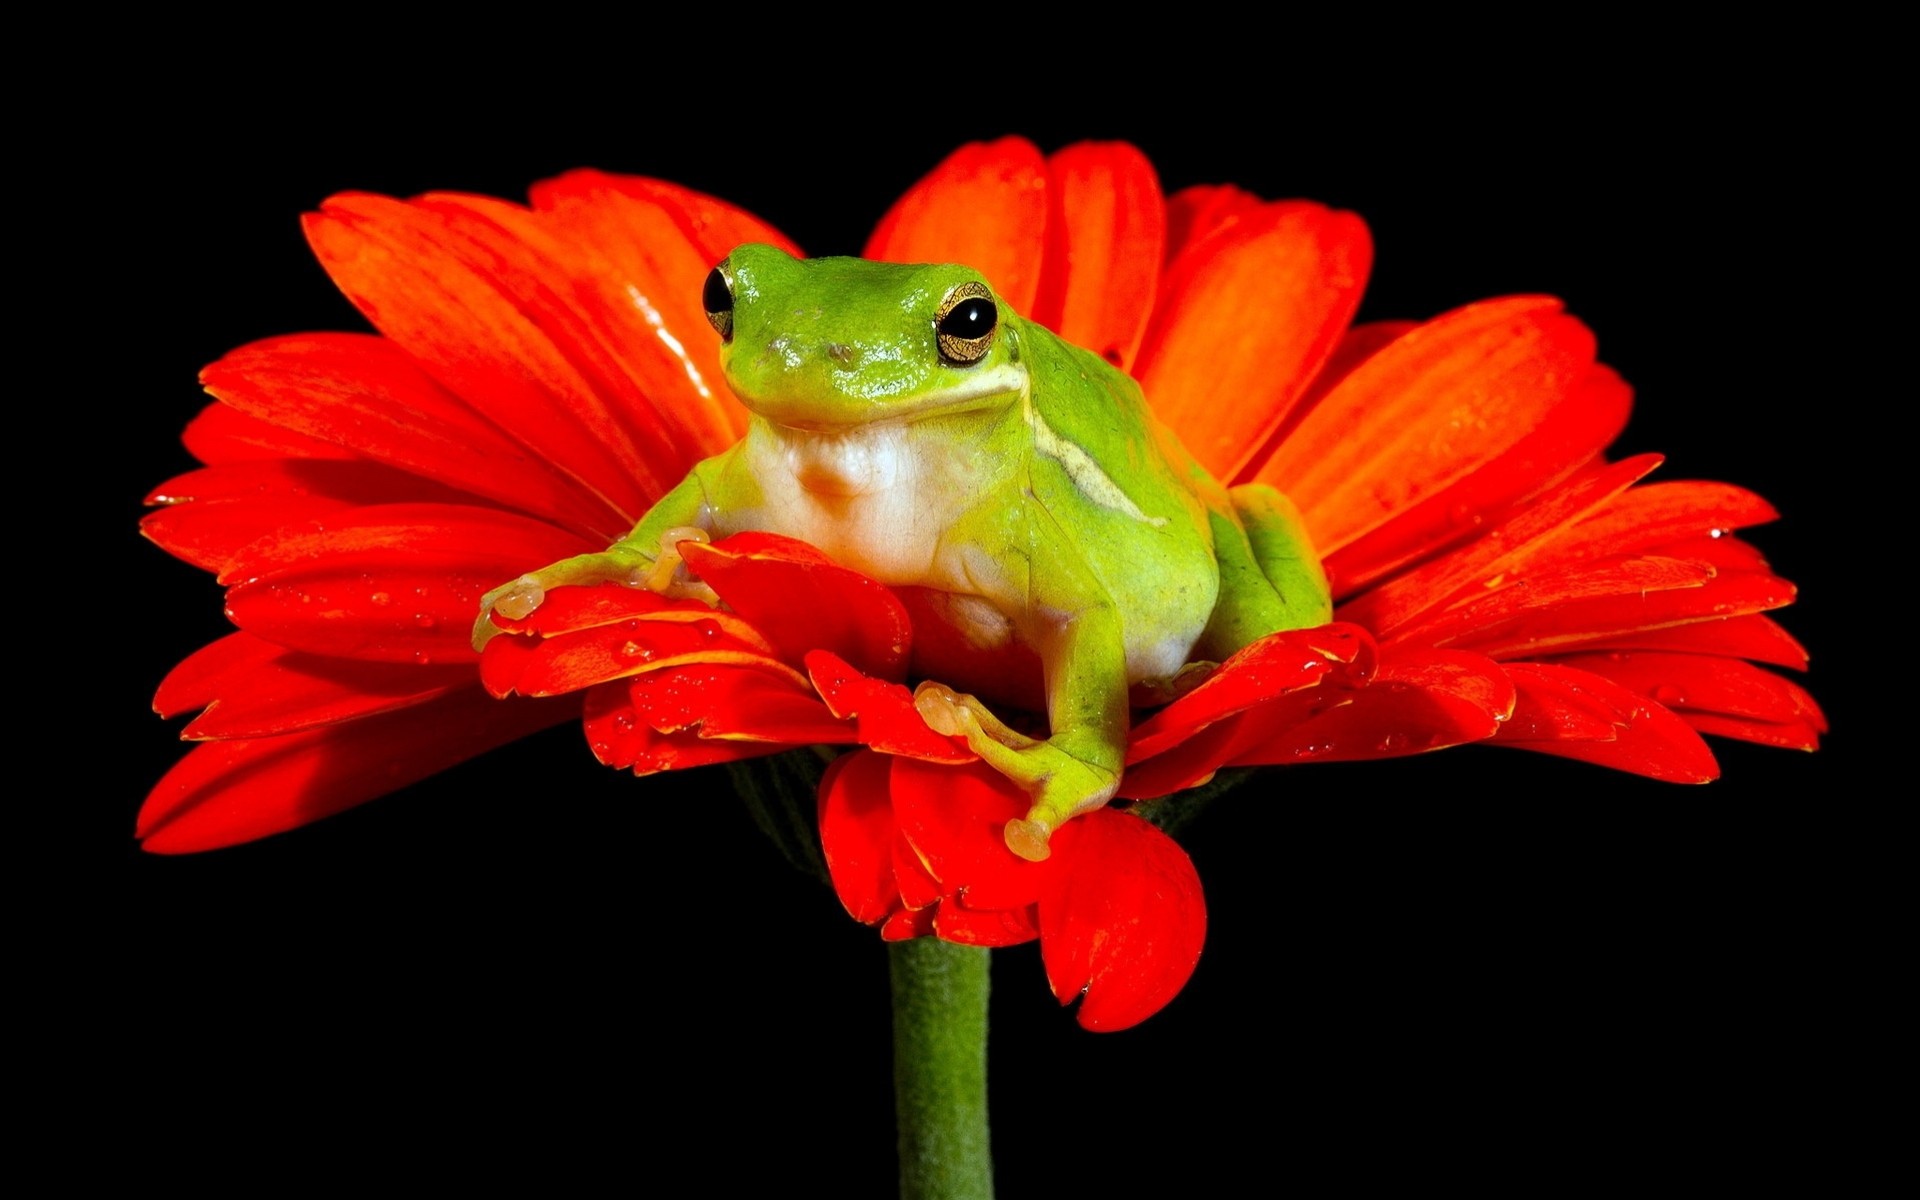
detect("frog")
(474, 243), (1330, 862)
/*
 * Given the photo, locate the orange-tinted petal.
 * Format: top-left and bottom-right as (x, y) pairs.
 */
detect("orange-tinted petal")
(1137, 201), (1372, 479)
(1322, 363), (1633, 599)
(819, 750), (905, 926)
(202, 333), (625, 540)
(1536, 614), (1809, 671)
(1038, 808), (1206, 1032)
(1494, 663), (1719, 782)
(1162, 184), (1263, 263)
(1338, 454), (1663, 638)
(1028, 142), (1163, 371)
(156, 631), (472, 739)
(1548, 651), (1826, 732)
(1261, 297), (1597, 555)
(863, 137), (1047, 314)
(305, 193), (665, 521)
(1545, 480), (1779, 562)
(138, 687), (578, 853)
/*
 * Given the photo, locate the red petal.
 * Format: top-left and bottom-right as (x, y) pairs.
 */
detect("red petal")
(881, 907), (937, 942)
(934, 905), (1040, 948)
(203, 334), (625, 540)
(1137, 201), (1372, 479)
(138, 687), (577, 853)
(1538, 614), (1809, 671)
(305, 193), (665, 520)
(1682, 712), (1823, 752)
(1404, 560), (1798, 658)
(1228, 648), (1514, 765)
(181, 400), (360, 465)
(1038, 809), (1206, 1032)
(156, 631), (472, 739)
(1260, 298), (1597, 555)
(1495, 663), (1719, 782)
(1339, 454), (1663, 638)
(1028, 142), (1163, 372)
(222, 504), (591, 664)
(818, 750), (904, 926)
(482, 602), (782, 698)
(1322, 363), (1633, 598)
(627, 663), (850, 744)
(1127, 623), (1375, 763)
(142, 459), (475, 574)
(805, 651), (973, 762)
(580, 682), (788, 774)
(1548, 651), (1825, 730)
(890, 758), (1063, 912)
(681, 536), (911, 678)
(863, 137), (1048, 315)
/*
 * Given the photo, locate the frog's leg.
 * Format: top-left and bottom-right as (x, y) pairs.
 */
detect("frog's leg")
(1195, 485), (1330, 660)
(913, 526), (1126, 863)
(470, 468), (717, 650)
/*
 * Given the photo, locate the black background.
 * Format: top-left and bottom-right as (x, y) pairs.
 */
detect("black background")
(87, 79), (1867, 1192)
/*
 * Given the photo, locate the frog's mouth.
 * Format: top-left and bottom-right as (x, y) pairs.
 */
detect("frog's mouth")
(734, 363), (1029, 432)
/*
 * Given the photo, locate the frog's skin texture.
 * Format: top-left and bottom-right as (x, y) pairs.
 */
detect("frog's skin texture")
(477, 244), (1329, 860)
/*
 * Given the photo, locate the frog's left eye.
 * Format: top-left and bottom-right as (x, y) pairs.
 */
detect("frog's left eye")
(703, 264), (735, 341)
(935, 281), (997, 365)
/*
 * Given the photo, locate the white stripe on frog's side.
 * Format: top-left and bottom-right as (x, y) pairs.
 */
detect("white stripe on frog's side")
(1022, 389), (1168, 528)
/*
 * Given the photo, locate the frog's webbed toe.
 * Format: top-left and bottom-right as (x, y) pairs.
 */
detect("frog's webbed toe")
(913, 683), (1121, 863)
(470, 528), (719, 652)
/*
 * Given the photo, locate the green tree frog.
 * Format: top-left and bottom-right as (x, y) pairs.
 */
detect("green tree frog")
(477, 244), (1330, 861)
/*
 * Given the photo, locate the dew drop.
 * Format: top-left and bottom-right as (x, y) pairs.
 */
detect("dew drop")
(369, 591), (392, 607)
(413, 613), (438, 629)
(621, 641), (649, 659)
(1378, 731), (1408, 753)
(413, 651), (432, 665)
(1651, 684), (1686, 706)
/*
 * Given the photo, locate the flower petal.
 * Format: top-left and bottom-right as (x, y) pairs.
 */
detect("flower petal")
(1260, 297), (1597, 555)
(481, 590), (780, 699)
(890, 758), (1062, 912)
(1322, 363), (1633, 598)
(626, 662), (850, 744)
(1338, 454), (1663, 638)
(1228, 648), (1515, 765)
(1038, 808), (1206, 1032)
(138, 687), (578, 853)
(682, 535), (912, 679)
(142, 459), (476, 574)
(1137, 201), (1372, 480)
(806, 651), (973, 762)
(1548, 651), (1826, 733)
(202, 334), (625, 540)
(181, 399), (361, 465)
(1494, 663), (1719, 782)
(1537, 614), (1809, 671)
(222, 504), (592, 664)
(863, 136), (1048, 314)
(304, 193), (668, 520)
(1546, 480), (1779, 561)
(1028, 142), (1163, 371)
(1162, 184), (1263, 263)
(819, 750), (905, 926)
(530, 169), (801, 265)
(439, 184), (753, 457)
(156, 631), (473, 739)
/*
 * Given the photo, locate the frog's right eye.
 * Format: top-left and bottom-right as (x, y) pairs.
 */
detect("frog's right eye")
(935, 281), (997, 365)
(703, 265), (734, 341)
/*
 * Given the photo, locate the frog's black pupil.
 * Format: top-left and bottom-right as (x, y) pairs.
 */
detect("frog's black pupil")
(941, 298), (996, 339)
(703, 267), (732, 317)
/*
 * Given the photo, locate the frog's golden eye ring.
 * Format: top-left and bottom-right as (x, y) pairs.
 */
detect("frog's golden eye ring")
(703, 264), (735, 341)
(935, 281), (997, 365)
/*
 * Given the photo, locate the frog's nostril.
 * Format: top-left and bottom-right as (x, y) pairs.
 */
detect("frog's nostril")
(825, 342), (856, 365)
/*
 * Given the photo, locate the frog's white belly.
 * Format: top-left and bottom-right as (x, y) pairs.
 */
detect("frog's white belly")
(732, 421), (987, 597)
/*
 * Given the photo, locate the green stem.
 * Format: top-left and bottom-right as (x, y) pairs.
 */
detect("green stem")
(890, 938), (993, 1200)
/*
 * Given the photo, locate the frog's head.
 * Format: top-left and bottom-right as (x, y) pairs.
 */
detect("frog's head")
(702, 243), (1026, 430)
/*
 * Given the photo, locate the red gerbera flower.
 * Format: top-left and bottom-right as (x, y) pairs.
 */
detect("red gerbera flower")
(140, 137), (1819, 1031)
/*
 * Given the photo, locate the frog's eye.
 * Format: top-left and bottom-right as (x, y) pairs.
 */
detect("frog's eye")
(935, 281), (997, 365)
(703, 264), (735, 341)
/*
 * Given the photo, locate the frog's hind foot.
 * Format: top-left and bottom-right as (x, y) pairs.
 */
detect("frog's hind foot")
(913, 683), (1120, 864)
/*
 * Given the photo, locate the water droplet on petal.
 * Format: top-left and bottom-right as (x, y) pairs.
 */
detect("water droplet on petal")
(1651, 684), (1686, 706)
(369, 591), (392, 607)
(413, 651), (432, 665)
(413, 613), (438, 629)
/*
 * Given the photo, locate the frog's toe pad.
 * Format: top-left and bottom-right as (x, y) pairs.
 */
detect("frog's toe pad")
(490, 575), (547, 621)
(1003, 817), (1053, 862)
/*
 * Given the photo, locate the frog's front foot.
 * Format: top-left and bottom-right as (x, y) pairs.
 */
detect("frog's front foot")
(914, 683), (1120, 863)
(470, 527), (717, 651)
